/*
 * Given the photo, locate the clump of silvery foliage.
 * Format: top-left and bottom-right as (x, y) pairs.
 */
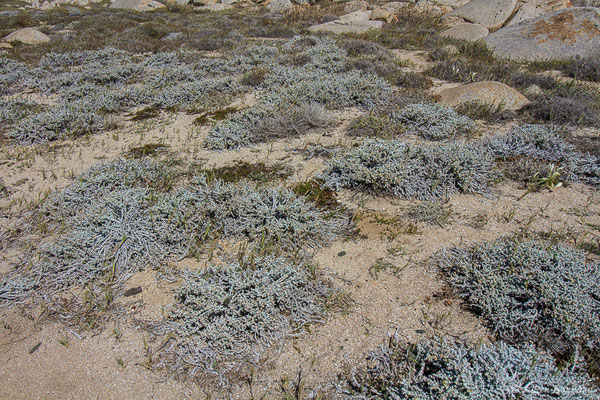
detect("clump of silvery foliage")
(438, 239), (600, 361)
(392, 103), (476, 141)
(406, 200), (452, 227)
(205, 102), (334, 149)
(205, 69), (392, 150)
(1, 37), (392, 146)
(322, 125), (600, 201)
(0, 98), (38, 126)
(205, 36), (392, 150)
(41, 158), (168, 222)
(341, 334), (599, 399)
(0, 160), (346, 302)
(1, 48), (246, 144)
(36, 188), (188, 293)
(179, 176), (347, 250)
(485, 124), (574, 161)
(168, 257), (326, 377)
(320, 138), (497, 200)
(282, 36), (347, 73)
(483, 124), (600, 184)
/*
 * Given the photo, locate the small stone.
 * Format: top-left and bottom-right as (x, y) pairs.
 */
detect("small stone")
(414, 3), (445, 16)
(380, 1), (411, 13)
(308, 11), (383, 34)
(338, 251), (347, 257)
(339, 10), (372, 22)
(524, 84), (543, 96)
(198, 3), (232, 9)
(417, 0), (469, 8)
(109, 0), (166, 11)
(124, 286), (143, 297)
(344, 0), (369, 13)
(267, 0), (293, 12)
(371, 8), (398, 23)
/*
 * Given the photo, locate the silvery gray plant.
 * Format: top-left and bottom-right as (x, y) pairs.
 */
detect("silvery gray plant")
(438, 239), (600, 362)
(392, 103), (476, 141)
(0, 160), (347, 303)
(320, 138), (497, 200)
(168, 257), (327, 377)
(341, 333), (599, 399)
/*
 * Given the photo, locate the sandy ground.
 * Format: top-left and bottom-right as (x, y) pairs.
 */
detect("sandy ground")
(2, 32), (600, 397)
(2, 95), (600, 399)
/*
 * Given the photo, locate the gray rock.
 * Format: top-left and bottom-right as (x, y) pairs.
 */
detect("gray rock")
(419, 0), (469, 7)
(307, 11), (383, 34)
(507, 0), (572, 26)
(307, 19), (382, 34)
(443, 0), (519, 29)
(197, 3), (232, 9)
(4, 28), (51, 44)
(339, 10), (372, 22)
(380, 1), (412, 13)
(110, 0), (166, 10)
(440, 23), (489, 41)
(267, 0), (293, 12)
(485, 7), (600, 61)
(344, 0), (369, 13)
(439, 81), (530, 110)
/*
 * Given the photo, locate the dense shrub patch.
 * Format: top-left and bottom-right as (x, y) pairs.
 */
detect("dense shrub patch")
(169, 257), (327, 376)
(392, 103), (475, 141)
(321, 138), (497, 200)
(0, 160), (347, 303)
(438, 239), (600, 362)
(342, 335), (599, 399)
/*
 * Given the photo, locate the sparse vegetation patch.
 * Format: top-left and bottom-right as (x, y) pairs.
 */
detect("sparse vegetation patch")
(204, 37), (393, 150)
(484, 124), (600, 185)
